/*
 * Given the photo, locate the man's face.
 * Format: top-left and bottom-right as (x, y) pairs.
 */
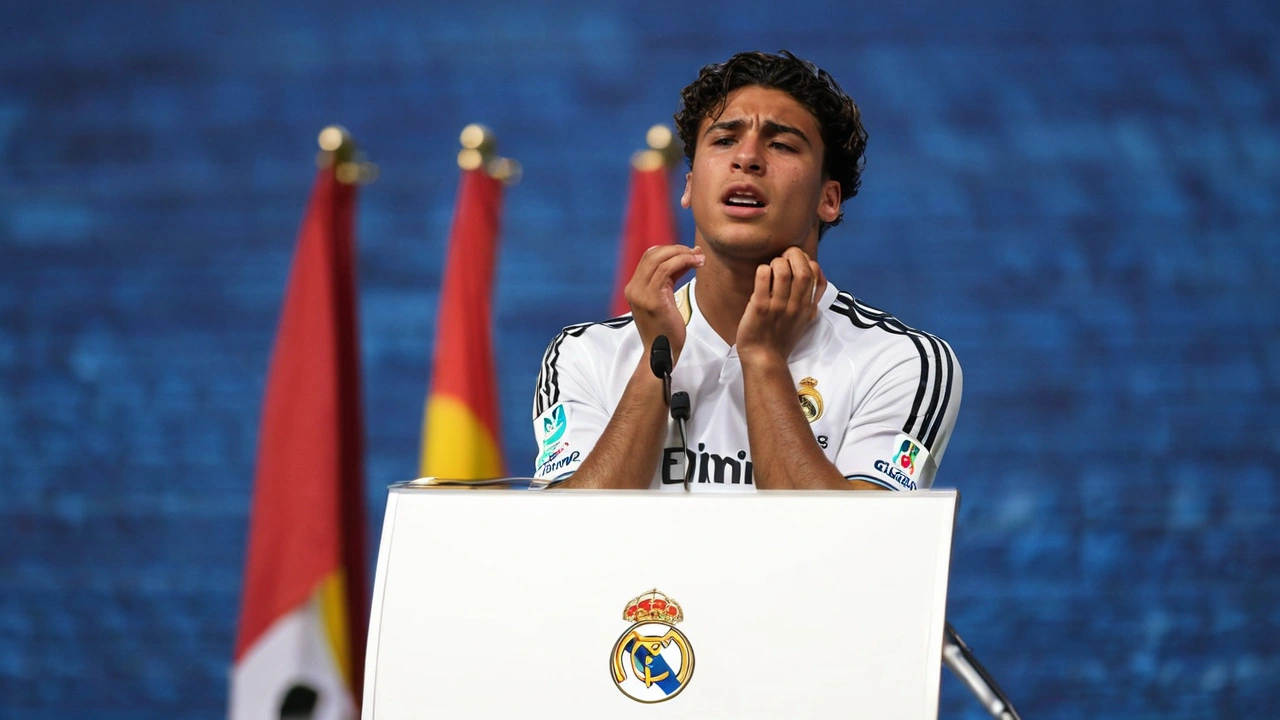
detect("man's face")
(681, 85), (842, 263)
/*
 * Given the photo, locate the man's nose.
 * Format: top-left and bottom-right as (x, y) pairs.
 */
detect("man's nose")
(732, 137), (764, 173)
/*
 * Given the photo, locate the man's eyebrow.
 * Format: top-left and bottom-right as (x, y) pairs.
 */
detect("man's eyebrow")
(704, 118), (746, 136)
(703, 118), (812, 147)
(762, 121), (811, 146)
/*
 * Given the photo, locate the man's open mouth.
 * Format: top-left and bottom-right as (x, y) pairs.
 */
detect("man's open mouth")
(722, 186), (767, 208)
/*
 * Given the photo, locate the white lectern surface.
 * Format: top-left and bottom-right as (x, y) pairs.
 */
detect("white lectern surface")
(364, 486), (957, 719)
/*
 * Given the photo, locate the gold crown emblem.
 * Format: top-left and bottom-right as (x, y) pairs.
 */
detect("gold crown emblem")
(798, 377), (823, 422)
(622, 589), (683, 624)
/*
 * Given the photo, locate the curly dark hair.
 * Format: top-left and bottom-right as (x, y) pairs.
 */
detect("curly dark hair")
(674, 50), (868, 236)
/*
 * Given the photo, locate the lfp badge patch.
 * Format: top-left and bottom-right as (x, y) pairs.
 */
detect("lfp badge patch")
(610, 589), (694, 703)
(891, 433), (929, 477)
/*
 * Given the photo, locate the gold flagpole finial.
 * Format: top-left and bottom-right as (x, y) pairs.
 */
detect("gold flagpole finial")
(457, 123), (521, 186)
(631, 123), (683, 171)
(317, 125), (379, 185)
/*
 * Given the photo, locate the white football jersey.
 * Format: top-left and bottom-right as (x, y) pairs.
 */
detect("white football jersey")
(532, 279), (962, 492)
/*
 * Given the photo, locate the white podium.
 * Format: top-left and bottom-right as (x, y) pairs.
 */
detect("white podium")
(363, 484), (958, 719)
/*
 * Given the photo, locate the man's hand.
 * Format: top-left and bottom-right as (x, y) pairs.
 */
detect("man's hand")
(625, 244), (704, 365)
(554, 245), (702, 491)
(735, 247), (865, 490)
(736, 246), (827, 368)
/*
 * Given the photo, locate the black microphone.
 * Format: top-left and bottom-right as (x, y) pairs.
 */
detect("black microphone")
(650, 335), (673, 408)
(650, 335), (673, 379)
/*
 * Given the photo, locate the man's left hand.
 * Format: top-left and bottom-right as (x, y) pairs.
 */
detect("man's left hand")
(735, 246), (827, 367)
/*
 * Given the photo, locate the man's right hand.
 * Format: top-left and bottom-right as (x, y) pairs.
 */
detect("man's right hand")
(624, 245), (704, 366)
(553, 245), (702, 491)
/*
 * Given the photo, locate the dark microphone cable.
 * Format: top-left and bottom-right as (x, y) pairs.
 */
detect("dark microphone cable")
(670, 391), (691, 490)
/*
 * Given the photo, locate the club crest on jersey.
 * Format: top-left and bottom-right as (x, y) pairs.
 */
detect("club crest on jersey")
(610, 589), (694, 703)
(797, 377), (823, 422)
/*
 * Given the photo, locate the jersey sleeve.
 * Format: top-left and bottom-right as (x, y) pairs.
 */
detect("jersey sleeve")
(834, 337), (962, 491)
(531, 328), (613, 480)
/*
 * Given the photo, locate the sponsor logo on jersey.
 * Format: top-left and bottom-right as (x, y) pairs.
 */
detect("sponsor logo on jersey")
(873, 433), (931, 490)
(611, 589), (694, 703)
(797, 377), (823, 422)
(535, 403), (569, 467)
(662, 444), (753, 485)
(873, 460), (917, 491)
(539, 450), (581, 476)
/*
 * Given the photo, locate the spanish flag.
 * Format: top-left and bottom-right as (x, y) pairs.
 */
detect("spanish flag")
(609, 131), (679, 317)
(419, 163), (507, 479)
(230, 135), (369, 720)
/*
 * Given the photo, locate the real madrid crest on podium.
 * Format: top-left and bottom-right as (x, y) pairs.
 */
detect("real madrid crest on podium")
(610, 589), (695, 703)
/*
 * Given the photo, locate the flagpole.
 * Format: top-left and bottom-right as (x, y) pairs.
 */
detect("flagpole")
(317, 124), (380, 185)
(630, 123), (682, 172)
(456, 123), (522, 184)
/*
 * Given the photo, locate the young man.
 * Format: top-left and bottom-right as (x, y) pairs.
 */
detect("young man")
(533, 51), (961, 491)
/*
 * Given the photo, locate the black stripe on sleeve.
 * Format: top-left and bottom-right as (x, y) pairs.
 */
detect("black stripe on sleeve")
(923, 338), (956, 450)
(534, 316), (635, 417)
(914, 333), (945, 445)
(830, 292), (956, 453)
(830, 294), (929, 439)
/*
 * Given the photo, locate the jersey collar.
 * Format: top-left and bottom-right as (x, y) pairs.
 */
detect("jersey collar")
(680, 276), (840, 359)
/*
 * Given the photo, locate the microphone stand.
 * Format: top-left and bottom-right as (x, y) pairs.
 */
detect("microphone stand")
(943, 623), (1021, 719)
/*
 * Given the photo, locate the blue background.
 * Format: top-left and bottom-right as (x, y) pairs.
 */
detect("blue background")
(1, 0), (1277, 717)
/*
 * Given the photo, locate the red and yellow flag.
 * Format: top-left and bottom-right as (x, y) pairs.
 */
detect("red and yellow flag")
(230, 144), (369, 719)
(610, 143), (679, 317)
(419, 166), (506, 479)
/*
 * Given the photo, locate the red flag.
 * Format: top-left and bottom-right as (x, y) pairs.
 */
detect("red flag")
(610, 158), (678, 317)
(419, 168), (506, 479)
(230, 161), (369, 719)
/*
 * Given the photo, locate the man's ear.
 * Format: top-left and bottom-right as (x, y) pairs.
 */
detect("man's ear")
(817, 179), (841, 223)
(680, 172), (693, 209)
